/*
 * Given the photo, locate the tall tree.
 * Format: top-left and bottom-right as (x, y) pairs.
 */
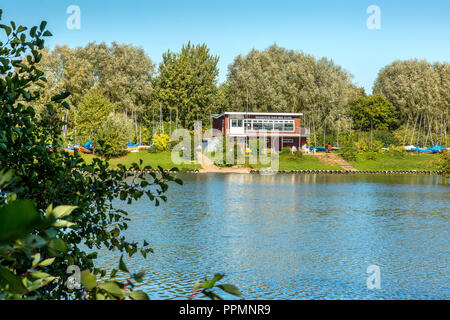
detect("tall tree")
(373, 59), (448, 121)
(226, 45), (356, 133)
(350, 95), (399, 131)
(153, 42), (219, 129)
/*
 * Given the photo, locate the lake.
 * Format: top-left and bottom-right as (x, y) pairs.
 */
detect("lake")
(98, 174), (449, 300)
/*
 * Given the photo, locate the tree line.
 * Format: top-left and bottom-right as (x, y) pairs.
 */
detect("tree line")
(33, 41), (449, 149)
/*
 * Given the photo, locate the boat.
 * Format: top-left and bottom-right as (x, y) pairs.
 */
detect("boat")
(77, 140), (93, 154)
(127, 142), (152, 152)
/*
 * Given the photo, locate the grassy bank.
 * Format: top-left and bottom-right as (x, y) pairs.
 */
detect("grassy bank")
(80, 151), (201, 170)
(347, 152), (439, 171)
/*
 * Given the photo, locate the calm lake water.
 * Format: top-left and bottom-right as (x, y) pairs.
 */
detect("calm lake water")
(98, 174), (449, 300)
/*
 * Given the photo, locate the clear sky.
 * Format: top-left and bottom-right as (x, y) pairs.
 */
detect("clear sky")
(2, 0), (449, 93)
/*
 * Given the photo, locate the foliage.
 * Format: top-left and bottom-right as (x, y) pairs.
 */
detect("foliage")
(388, 145), (407, 158)
(153, 42), (219, 129)
(190, 273), (242, 300)
(370, 140), (384, 153)
(350, 95), (399, 131)
(152, 133), (172, 152)
(374, 59), (449, 121)
(374, 130), (399, 147)
(75, 89), (115, 142)
(354, 140), (369, 153)
(339, 145), (357, 162)
(0, 12), (182, 299)
(227, 44), (356, 133)
(34, 42), (154, 143)
(95, 113), (133, 158)
(435, 151), (449, 176)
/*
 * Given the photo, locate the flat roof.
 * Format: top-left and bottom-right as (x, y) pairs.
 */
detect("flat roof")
(212, 112), (303, 118)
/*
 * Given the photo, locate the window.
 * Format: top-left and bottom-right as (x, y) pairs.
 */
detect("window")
(231, 119), (238, 127)
(274, 121), (284, 131)
(253, 121), (263, 130)
(263, 121), (273, 131)
(283, 121), (294, 132)
(237, 120), (243, 127)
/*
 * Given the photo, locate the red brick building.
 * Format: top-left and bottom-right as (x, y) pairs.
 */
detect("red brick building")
(211, 112), (310, 151)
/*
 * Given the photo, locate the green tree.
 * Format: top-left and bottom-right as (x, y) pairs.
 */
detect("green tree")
(0, 11), (173, 299)
(227, 44), (356, 133)
(95, 113), (133, 158)
(75, 89), (115, 142)
(350, 95), (399, 131)
(0, 11), (240, 300)
(373, 59), (448, 121)
(153, 42), (219, 129)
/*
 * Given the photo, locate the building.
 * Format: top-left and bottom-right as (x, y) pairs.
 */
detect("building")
(211, 112), (310, 151)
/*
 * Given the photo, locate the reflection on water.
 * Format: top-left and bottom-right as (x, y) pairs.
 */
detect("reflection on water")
(97, 174), (449, 300)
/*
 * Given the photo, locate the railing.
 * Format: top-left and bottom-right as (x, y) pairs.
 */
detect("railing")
(300, 128), (310, 137)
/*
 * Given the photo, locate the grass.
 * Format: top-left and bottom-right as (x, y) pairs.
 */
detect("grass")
(347, 152), (439, 171)
(242, 153), (342, 171)
(80, 151), (201, 170)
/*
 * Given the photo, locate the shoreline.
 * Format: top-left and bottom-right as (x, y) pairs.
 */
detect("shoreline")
(108, 168), (443, 175)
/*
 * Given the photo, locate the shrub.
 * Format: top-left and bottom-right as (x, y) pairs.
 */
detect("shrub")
(152, 133), (171, 151)
(435, 151), (450, 176)
(280, 147), (292, 156)
(388, 144), (406, 158)
(95, 113), (133, 158)
(370, 140), (384, 153)
(340, 145), (357, 162)
(365, 152), (377, 160)
(354, 140), (368, 153)
(374, 130), (399, 147)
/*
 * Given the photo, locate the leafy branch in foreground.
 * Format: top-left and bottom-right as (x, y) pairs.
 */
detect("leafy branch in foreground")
(0, 9), (240, 300)
(190, 274), (242, 300)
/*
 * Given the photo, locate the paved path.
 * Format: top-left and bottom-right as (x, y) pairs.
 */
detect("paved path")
(313, 153), (358, 171)
(196, 152), (250, 174)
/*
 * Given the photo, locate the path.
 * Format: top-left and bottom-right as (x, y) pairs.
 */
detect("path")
(312, 153), (358, 172)
(196, 152), (250, 174)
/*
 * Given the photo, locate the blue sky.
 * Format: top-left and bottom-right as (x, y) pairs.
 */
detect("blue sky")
(1, 0), (449, 93)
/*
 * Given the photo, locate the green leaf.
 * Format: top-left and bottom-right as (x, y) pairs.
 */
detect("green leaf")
(47, 205), (77, 219)
(0, 24), (12, 36)
(0, 267), (28, 294)
(38, 257), (56, 267)
(31, 253), (41, 266)
(202, 273), (224, 290)
(98, 281), (126, 299)
(217, 284), (242, 296)
(0, 200), (43, 244)
(47, 238), (67, 257)
(80, 270), (97, 290)
(129, 290), (149, 300)
(52, 220), (76, 228)
(39, 21), (47, 31)
(42, 30), (52, 37)
(119, 255), (129, 273)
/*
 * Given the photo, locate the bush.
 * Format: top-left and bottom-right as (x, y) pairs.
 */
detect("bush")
(435, 151), (450, 176)
(370, 140), (384, 153)
(365, 152), (377, 160)
(280, 147), (292, 156)
(95, 113), (133, 158)
(152, 133), (171, 151)
(388, 144), (406, 158)
(374, 130), (399, 147)
(354, 140), (368, 153)
(340, 145), (357, 162)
